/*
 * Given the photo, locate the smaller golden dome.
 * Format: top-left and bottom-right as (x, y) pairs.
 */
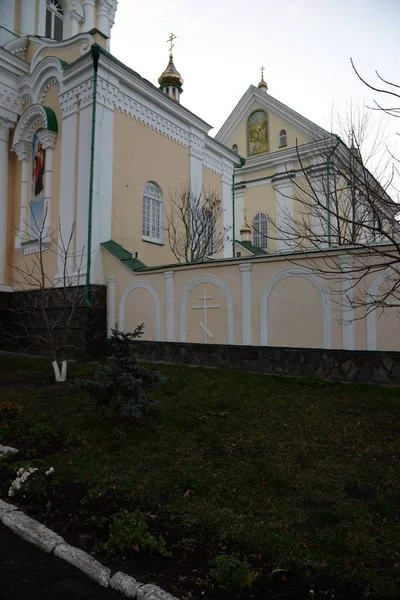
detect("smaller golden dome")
(240, 215), (252, 234)
(158, 55), (184, 90)
(258, 76), (268, 92)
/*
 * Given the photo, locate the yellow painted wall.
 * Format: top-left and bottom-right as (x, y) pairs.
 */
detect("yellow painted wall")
(243, 183), (277, 252)
(226, 105), (311, 159)
(112, 110), (190, 267)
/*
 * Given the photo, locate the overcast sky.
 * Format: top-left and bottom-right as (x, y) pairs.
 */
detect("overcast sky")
(111, 0), (399, 144)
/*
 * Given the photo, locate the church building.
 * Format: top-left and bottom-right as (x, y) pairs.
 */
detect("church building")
(0, 0), (398, 353)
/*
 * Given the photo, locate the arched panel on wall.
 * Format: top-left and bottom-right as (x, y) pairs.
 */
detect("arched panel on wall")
(366, 269), (399, 351)
(260, 268), (332, 348)
(119, 281), (161, 340)
(180, 275), (234, 344)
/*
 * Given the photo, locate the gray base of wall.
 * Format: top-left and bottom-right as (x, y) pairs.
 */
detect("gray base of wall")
(133, 341), (400, 385)
(0, 285), (107, 360)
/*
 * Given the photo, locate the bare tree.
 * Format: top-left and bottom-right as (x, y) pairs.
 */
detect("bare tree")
(3, 207), (96, 382)
(258, 72), (400, 319)
(165, 185), (231, 263)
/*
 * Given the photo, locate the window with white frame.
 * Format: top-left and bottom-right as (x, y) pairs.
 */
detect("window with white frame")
(142, 182), (163, 243)
(46, 0), (64, 41)
(252, 212), (268, 248)
(279, 129), (287, 147)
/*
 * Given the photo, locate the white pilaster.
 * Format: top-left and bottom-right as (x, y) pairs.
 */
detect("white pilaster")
(1, 0), (16, 31)
(58, 107), (79, 278)
(37, 130), (57, 239)
(234, 187), (245, 241)
(0, 119), (13, 289)
(82, 0), (95, 30)
(165, 271), (175, 342)
(37, 0), (46, 36)
(75, 104), (92, 275)
(107, 275), (116, 336)
(274, 164), (294, 253)
(13, 141), (31, 247)
(90, 101), (114, 283)
(222, 162), (233, 258)
(189, 133), (203, 196)
(340, 256), (355, 350)
(19, 0), (36, 35)
(240, 263), (252, 345)
(97, 0), (110, 36)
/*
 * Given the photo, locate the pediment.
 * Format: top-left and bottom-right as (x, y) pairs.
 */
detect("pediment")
(216, 85), (330, 148)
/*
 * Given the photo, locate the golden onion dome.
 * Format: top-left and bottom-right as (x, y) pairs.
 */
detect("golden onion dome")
(258, 76), (268, 92)
(158, 55), (184, 90)
(240, 215), (252, 234)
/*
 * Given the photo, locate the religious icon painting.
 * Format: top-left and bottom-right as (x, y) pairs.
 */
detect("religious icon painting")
(30, 132), (46, 235)
(247, 110), (268, 156)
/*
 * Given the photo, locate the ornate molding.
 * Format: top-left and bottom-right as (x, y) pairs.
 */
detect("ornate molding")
(30, 33), (94, 73)
(189, 133), (204, 159)
(12, 104), (58, 148)
(0, 83), (24, 117)
(13, 141), (31, 161)
(203, 153), (222, 175)
(0, 118), (15, 143)
(222, 162), (233, 184)
(37, 130), (57, 150)
(41, 78), (60, 102)
(59, 80), (94, 117)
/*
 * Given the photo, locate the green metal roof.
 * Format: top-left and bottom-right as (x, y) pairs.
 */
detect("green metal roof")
(236, 240), (268, 255)
(43, 106), (58, 133)
(101, 240), (147, 271)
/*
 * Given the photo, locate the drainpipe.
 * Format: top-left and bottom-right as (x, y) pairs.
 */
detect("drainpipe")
(326, 136), (340, 247)
(84, 44), (101, 306)
(232, 157), (246, 257)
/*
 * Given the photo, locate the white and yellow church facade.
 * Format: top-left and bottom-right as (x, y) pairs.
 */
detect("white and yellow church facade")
(0, 0), (398, 352)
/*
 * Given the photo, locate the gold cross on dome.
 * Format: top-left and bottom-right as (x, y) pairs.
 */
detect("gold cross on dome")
(260, 66), (265, 79)
(167, 33), (177, 57)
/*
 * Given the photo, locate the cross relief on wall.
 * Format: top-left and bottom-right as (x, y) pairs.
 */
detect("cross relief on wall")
(192, 289), (220, 343)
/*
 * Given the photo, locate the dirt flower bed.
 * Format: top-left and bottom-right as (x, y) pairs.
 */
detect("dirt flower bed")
(0, 354), (399, 599)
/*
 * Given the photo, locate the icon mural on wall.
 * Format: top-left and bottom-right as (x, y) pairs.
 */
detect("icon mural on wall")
(30, 132), (45, 233)
(248, 110), (268, 156)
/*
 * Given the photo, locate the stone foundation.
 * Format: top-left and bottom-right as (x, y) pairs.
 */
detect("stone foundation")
(132, 341), (400, 385)
(0, 285), (107, 360)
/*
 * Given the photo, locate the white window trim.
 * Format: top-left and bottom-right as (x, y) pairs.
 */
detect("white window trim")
(279, 130), (287, 147)
(252, 212), (268, 248)
(142, 182), (164, 245)
(45, 0), (66, 41)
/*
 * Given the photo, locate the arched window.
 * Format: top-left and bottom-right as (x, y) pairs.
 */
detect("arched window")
(279, 129), (287, 147)
(252, 212), (268, 248)
(142, 182), (163, 243)
(45, 0), (64, 41)
(232, 144), (238, 153)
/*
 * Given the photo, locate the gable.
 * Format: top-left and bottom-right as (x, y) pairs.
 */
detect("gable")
(216, 86), (330, 159)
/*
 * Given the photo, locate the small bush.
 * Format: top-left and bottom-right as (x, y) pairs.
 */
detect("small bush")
(210, 554), (255, 590)
(76, 327), (165, 419)
(0, 402), (23, 426)
(104, 508), (170, 557)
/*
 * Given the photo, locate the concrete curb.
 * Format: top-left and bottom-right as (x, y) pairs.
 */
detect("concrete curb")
(0, 499), (178, 599)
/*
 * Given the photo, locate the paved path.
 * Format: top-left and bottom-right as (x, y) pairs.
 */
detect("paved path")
(0, 523), (122, 599)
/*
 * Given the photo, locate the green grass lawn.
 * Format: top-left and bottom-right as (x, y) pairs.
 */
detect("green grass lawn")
(0, 353), (399, 598)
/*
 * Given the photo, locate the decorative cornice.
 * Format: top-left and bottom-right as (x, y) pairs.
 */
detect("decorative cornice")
(0, 82), (24, 117)
(59, 80), (93, 117)
(189, 133), (204, 159)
